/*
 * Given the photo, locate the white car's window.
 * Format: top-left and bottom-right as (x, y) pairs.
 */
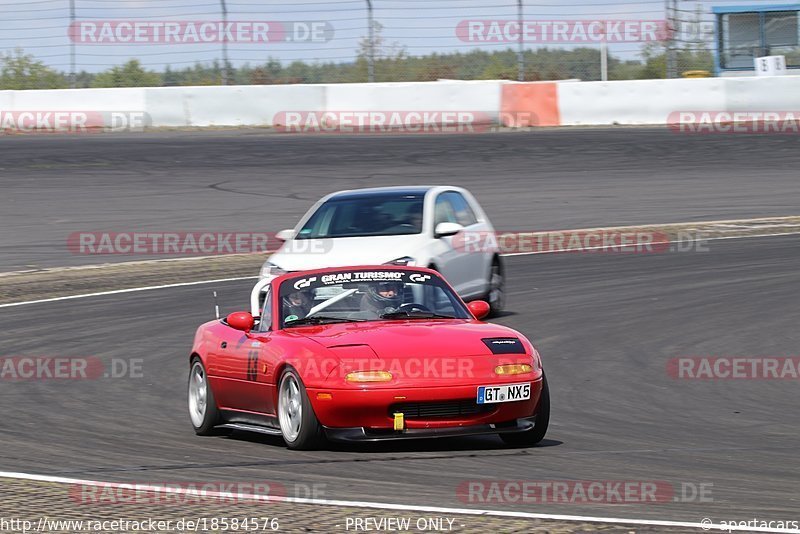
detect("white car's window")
(296, 193), (424, 239)
(434, 195), (458, 227)
(443, 192), (478, 226)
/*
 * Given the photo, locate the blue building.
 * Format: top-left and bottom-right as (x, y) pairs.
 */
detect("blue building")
(713, 4), (800, 75)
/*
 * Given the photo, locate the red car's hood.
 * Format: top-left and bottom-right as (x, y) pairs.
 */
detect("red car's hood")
(283, 320), (539, 388)
(293, 320), (525, 359)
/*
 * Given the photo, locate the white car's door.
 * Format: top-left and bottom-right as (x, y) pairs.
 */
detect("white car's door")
(444, 191), (490, 297)
(430, 191), (486, 296)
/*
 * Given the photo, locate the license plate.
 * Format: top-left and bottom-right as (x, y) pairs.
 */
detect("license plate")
(477, 383), (531, 404)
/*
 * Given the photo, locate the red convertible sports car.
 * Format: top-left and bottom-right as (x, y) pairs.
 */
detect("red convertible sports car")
(188, 266), (549, 449)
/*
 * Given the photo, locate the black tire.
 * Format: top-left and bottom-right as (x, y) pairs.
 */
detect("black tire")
(500, 373), (550, 447)
(277, 367), (326, 450)
(188, 357), (221, 436)
(484, 256), (505, 317)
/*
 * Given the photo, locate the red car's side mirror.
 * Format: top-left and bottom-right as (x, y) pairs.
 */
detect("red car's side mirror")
(468, 300), (491, 320)
(226, 311), (255, 333)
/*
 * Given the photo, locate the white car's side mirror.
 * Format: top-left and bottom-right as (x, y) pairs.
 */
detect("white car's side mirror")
(434, 222), (463, 238)
(275, 229), (295, 241)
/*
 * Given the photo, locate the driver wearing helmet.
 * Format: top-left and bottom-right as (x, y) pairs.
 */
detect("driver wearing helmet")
(361, 281), (404, 316)
(283, 289), (313, 321)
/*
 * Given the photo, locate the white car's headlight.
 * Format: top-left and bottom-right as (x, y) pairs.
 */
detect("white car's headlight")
(385, 256), (416, 266)
(260, 262), (287, 279)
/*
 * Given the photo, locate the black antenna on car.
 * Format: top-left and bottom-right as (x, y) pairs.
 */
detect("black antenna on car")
(213, 291), (220, 320)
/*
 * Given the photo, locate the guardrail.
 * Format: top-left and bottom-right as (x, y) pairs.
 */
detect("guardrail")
(503, 76), (800, 127)
(1, 76), (798, 131)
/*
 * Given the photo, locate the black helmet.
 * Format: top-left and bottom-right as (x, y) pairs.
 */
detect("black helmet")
(366, 281), (403, 309)
(283, 290), (311, 314)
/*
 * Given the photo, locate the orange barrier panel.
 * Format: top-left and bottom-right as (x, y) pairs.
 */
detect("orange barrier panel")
(500, 82), (561, 127)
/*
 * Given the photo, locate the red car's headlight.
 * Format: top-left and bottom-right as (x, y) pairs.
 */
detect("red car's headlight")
(495, 364), (532, 375)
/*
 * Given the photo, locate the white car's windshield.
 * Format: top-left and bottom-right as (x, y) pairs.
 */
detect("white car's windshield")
(279, 269), (470, 327)
(295, 192), (424, 239)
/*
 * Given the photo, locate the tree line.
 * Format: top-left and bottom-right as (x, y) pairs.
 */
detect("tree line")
(1, 46), (713, 90)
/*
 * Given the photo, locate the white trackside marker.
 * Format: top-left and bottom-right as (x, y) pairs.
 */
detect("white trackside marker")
(0, 471), (794, 533)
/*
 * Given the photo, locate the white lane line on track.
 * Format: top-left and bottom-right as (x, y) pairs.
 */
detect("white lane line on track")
(0, 276), (258, 309)
(0, 471), (794, 533)
(501, 231), (800, 256)
(3, 231), (800, 309)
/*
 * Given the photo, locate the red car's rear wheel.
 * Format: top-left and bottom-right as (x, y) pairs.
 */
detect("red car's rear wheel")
(188, 358), (221, 435)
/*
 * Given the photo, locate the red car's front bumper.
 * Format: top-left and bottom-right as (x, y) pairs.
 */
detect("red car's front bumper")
(323, 416), (539, 442)
(307, 376), (544, 441)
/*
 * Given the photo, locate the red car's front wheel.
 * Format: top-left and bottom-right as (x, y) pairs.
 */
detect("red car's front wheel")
(277, 367), (326, 450)
(500, 373), (550, 447)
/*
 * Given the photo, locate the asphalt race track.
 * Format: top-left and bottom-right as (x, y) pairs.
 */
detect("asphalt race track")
(2, 233), (800, 524)
(2, 128), (800, 271)
(2, 130), (800, 529)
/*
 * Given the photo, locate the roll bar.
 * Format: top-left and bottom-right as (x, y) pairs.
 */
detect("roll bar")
(250, 277), (273, 317)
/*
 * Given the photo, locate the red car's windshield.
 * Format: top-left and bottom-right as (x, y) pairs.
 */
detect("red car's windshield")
(279, 269), (470, 327)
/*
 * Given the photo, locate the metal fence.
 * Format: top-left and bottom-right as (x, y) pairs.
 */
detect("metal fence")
(0, 0), (748, 89)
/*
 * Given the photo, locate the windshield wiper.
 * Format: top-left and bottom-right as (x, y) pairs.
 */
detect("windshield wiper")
(380, 310), (457, 320)
(284, 315), (365, 327)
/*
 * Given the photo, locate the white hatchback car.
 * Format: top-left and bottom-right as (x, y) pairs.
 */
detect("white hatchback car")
(260, 185), (505, 314)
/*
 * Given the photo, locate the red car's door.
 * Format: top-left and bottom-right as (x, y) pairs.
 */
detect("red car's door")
(208, 289), (281, 416)
(220, 331), (272, 413)
(205, 326), (261, 412)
